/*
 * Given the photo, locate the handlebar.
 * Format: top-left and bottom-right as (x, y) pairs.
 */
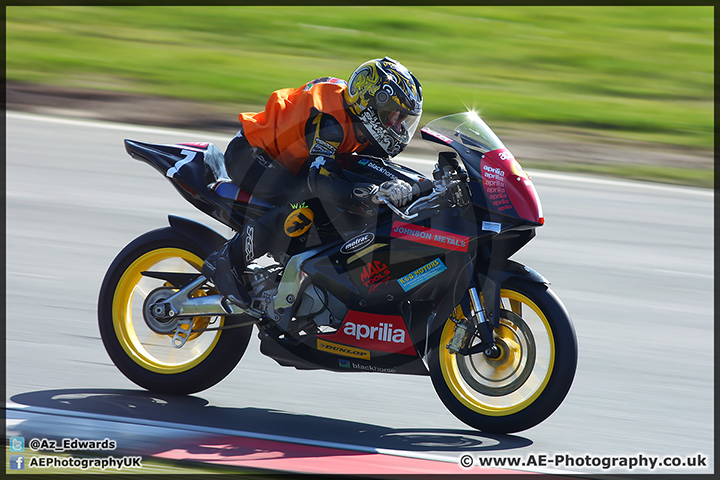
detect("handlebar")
(377, 168), (469, 221)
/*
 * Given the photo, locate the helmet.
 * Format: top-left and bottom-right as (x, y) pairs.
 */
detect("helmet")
(345, 57), (423, 157)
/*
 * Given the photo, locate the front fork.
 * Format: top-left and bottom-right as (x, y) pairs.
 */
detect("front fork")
(446, 286), (502, 359)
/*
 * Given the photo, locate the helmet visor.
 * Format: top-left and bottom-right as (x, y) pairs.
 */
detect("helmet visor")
(378, 102), (422, 143)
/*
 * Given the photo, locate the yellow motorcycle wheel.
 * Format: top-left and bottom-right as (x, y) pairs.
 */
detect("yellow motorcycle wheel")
(98, 227), (253, 394)
(429, 278), (577, 433)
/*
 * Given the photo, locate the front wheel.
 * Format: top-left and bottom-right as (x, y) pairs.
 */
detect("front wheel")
(98, 227), (253, 394)
(429, 278), (577, 433)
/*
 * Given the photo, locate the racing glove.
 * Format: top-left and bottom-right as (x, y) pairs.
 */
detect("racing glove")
(372, 179), (415, 208)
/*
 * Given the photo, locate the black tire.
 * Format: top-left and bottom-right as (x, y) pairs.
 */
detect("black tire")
(98, 227), (253, 394)
(429, 278), (577, 433)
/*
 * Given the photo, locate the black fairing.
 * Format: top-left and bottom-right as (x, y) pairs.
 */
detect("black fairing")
(124, 139), (270, 231)
(125, 135), (542, 374)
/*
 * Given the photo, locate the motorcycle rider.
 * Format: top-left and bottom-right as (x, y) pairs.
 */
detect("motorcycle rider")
(202, 57), (423, 307)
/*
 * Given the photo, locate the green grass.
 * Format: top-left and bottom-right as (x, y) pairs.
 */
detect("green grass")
(6, 6), (714, 179)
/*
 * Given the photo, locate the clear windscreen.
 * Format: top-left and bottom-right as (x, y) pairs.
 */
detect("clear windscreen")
(423, 112), (506, 154)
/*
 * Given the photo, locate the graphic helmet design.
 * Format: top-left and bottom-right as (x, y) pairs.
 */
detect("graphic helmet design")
(345, 57), (423, 157)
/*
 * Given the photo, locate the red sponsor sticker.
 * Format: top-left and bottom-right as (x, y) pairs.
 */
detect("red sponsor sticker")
(421, 127), (454, 145)
(319, 311), (416, 355)
(178, 142), (210, 149)
(360, 260), (391, 292)
(390, 221), (469, 252)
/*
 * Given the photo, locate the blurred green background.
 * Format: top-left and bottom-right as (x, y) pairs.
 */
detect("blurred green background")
(6, 6), (714, 186)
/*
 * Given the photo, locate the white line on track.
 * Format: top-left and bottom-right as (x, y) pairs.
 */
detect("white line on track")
(5, 403), (456, 464)
(8, 110), (713, 197)
(6, 403), (578, 475)
(654, 269), (713, 279)
(6, 110), (230, 142)
(396, 155), (714, 197)
(6, 272), (62, 279)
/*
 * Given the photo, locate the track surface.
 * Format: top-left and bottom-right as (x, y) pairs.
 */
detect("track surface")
(5, 112), (714, 475)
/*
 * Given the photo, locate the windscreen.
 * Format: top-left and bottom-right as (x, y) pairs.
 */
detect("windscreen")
(421, 112), (543, 225)
(423, 112), (506, 154)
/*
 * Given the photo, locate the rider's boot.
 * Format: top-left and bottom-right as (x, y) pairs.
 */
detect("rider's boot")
(202, 227), (253, 308)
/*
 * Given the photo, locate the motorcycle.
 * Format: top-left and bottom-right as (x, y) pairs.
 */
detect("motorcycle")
(98, 112), (577, 433)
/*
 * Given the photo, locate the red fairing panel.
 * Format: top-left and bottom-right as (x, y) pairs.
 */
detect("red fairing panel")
(481, 148), (543, 224)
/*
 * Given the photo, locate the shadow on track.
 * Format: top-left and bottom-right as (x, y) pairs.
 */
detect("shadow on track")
(10, 388), (532, 455)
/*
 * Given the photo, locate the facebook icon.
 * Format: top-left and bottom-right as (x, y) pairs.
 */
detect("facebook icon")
(10, 455), (25, 470)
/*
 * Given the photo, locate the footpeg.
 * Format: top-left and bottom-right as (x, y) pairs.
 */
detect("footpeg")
(221, 295), (249, 313)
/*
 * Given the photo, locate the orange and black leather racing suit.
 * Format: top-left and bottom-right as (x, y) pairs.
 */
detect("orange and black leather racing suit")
(225, 77), (378, 214)
(222, 77), (381, 266)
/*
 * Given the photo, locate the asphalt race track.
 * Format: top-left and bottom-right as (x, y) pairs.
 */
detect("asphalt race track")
(6, 112), (714, 475)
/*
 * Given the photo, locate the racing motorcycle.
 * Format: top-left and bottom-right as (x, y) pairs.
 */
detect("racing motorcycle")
(98, 112), (577, 433)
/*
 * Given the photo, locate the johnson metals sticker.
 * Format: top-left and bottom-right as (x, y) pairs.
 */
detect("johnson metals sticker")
(391, 221), (469, 251)
(397, 258), (447, 292)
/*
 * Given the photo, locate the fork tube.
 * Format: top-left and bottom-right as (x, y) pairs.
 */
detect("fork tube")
(468, 287), (487, 324)
(468, 286), (498, 353)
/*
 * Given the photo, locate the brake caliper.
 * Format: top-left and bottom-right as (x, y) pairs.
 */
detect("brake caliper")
(446, 306), (473, 354)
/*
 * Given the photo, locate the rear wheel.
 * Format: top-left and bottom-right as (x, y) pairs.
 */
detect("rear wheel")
(429, 278), (577, 433)
(98, 227), (253, 394)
